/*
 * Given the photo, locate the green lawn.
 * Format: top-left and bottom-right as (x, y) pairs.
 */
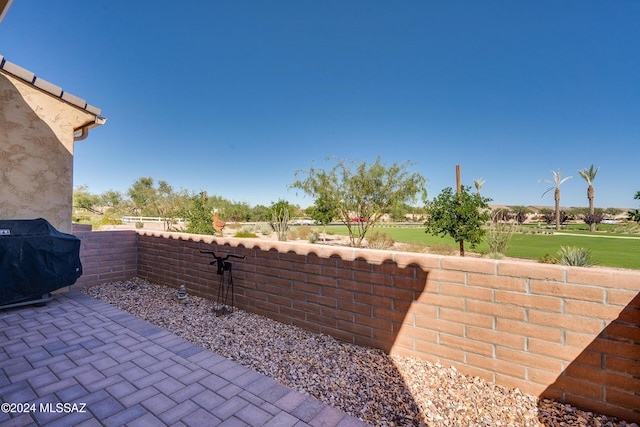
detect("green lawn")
(325, 225), (640, 270)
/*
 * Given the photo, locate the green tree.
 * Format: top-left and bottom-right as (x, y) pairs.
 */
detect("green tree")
(309, 194), (338, 239)
(539, 169), (573, 230)
(578, 164), (600, 231)
(182, 192), (216, 235)
(127, 177), (188, 230)
(292, 157), (426, 247)
(424, 186), (491, 256)
(73, 185), (102, 214)
(628, 191), (640, 223)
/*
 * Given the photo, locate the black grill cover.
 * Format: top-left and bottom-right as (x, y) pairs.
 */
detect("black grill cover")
(0, 218), (82, 306)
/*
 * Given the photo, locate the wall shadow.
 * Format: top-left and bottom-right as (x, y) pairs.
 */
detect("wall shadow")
(539, 292), (640, 424)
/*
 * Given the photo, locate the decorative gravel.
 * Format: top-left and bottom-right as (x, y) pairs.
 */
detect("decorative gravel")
(82, 278), (635, 427)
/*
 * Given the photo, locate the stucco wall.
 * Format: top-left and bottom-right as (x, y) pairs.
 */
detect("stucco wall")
(0, 72), (96, 232)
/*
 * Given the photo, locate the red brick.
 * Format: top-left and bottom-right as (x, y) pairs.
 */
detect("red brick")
(567, 267), (640, 290)
(565, 300), (626, 321)
(530, 280), (604, 302)
(498, 260), (565, 281)
(495, 291), (561, 312)
(414, 316), (464, 336)
(466, 300), (525, 320)
(441, 256), (497, 274)
(439, 308), (494, 328)
(466, 353), (526, 378)
(415, 292), (464, 310)
(466, 326), (526, 350)
(439, 283), (493, 301)
(528, 309), (604, 334)
(467, 273), (527, 291)
(496, 347), (564, 372)
(497, 319), (563, 342)
(440, 333), (493, 356)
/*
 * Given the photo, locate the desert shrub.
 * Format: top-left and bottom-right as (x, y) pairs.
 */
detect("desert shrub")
(100, 216), (122, 226)
(486, 218), (516, 257)
(428, 243), (457, 255)
(613, 222), (640, 234)
(367, 231), (395, 249)
(396, 242), (428, 253)
(538, 254), (557, 264)
(234, 230), (258, 238)
(555, 246), (594, 267)
(254, 222), (272, 235)
(308, 231), (319, 243)
(295, 225), (315, 240)
(135, 221), (144, 229)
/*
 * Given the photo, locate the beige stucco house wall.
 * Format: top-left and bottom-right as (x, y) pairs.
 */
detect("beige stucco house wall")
(0, 56), (105, 233)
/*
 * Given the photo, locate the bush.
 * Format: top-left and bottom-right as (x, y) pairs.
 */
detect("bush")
(254, 222), (272, 235)
(367, 231), (395, 250)
(135, 221), (144, 229)
(486, 219), (516, 257)
(234, 230), (258, 238)
(396, 242), (428, 253)
(295, 225), (315, 240)
(428, 243), (457, 255)
(538, 254), (558, 264)
(555, 246), (594, 267)
(308, 231), (319, 243)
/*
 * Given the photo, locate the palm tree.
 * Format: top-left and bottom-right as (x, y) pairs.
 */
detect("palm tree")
(473, 178), (486, 196)
(540, 169), (573, 230)
(578, 164), (600, 231)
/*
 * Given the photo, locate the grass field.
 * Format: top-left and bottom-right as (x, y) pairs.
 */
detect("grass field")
(325, 225), (640, 270)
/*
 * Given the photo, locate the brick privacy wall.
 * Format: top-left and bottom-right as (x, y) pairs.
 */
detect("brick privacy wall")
(72, 226), (137, 287)
(82, 229), (639, 422)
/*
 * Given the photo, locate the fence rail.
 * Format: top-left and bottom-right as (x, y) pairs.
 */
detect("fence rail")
(121, 216), (186, 224)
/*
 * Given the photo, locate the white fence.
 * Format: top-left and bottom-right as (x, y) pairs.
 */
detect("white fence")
(121, 216), (186, 224)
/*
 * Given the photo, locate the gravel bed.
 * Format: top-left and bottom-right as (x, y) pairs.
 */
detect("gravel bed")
(82, 278), (634, 427)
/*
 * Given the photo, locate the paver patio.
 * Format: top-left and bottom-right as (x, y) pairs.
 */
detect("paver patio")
(0, 290), (369, 426)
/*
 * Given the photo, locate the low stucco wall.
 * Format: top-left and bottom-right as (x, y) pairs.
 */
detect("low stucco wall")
(75, 229), (640, 422)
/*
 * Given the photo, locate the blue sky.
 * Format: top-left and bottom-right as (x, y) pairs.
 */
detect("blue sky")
(2, 1), (638, 209)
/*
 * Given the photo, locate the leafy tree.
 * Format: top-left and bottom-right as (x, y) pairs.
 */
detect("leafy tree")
(491, 208), (513, 223)
(578, 164), (600, 231)
(511, 205), (531, 224)
(182, 192), (216, 235)
(249, 204), (271, 222)
(583, 212), (605, 229)
(628, 191), (640, 223)
(541, 210), (568, 226)
(127, 177), (188, 230)
(73, 185), (102, 214)
(309, 194), (338, 235)
(292, 157), (426, 247)
(424, 186), (491, 256)
(539, 169), (573, 230)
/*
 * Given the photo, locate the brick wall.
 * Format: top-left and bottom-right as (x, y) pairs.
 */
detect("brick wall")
(79, 229), (640, 422)
(72, 226), (137, 287)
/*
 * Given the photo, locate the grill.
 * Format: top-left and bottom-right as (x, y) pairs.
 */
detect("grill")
(0, 218), (82, 309)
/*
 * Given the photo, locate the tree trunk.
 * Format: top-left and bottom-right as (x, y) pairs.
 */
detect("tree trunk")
(555, 188), (561, 230)
(588, 185), (595, 232)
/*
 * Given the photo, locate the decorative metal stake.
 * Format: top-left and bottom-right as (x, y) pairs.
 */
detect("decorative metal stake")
(199, 250), (245, 316)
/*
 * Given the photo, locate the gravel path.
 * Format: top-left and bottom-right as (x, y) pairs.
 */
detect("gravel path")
(82, 278), (634, 427)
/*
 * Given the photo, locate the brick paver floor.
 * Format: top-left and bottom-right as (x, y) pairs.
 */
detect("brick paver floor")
(0, 290), (369, 426)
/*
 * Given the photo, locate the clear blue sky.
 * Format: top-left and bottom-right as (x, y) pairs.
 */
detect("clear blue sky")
(2, 1), (638, 209)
